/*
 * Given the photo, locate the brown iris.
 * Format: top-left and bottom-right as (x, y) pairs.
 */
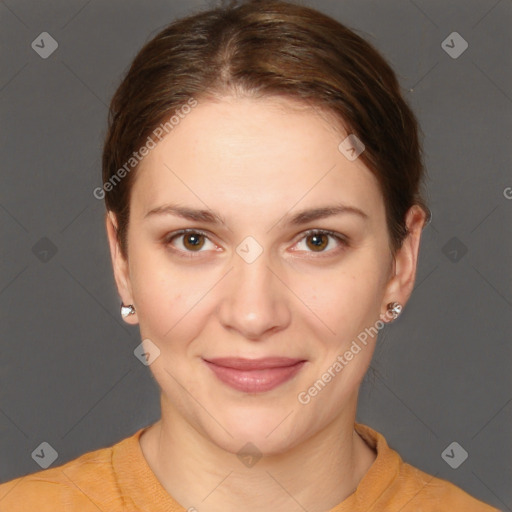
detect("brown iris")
(183, 232), (205, 251)
(306, 233), (328, 252)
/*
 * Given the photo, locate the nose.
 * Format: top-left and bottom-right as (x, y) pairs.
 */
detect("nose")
(216, 248), (292, 341)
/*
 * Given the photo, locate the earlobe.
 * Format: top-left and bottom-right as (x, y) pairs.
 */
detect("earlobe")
(380, 205), (427, 322)
(121, 303), (136, 319)
(380, 301), (403, 323)
(105, 211), (138, 324)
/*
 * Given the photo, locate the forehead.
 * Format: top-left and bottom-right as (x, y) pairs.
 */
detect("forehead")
(130, 97), (384, 224)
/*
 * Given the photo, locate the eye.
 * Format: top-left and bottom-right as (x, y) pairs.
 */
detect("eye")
(292, 229), (348, 254)
(163, 228), (348, 258)
(164, 229), (217, 256)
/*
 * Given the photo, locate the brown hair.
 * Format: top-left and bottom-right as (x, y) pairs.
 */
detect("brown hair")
(102, 0), (430, 260)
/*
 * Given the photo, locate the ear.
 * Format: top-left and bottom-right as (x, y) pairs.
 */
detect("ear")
(380, 205), (427, 322)
(105, 211), (139, 325)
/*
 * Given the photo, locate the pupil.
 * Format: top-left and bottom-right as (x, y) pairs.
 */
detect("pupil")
(185, 233), (203, 250)
(309, 234), (327, 250)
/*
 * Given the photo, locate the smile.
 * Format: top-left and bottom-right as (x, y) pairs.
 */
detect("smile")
(202, 357), (307, 393)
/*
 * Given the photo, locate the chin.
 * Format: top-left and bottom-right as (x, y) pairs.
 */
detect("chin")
(200, 404), (306, 457)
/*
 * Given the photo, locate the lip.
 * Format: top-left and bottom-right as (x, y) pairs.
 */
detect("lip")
(203, 357), (306, 393)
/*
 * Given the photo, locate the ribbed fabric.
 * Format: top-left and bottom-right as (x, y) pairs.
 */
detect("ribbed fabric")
(0, 423), (500, 511)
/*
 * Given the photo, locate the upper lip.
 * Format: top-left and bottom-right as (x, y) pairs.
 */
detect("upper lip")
(203, 357), (305, 370)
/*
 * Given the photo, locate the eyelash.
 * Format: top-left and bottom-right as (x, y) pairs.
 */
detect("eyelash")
(163, 228), (349, 258)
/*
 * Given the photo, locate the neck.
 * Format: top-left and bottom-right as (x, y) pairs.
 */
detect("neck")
(140, 395), (376, 512)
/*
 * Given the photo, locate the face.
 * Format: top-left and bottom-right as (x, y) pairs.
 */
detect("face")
(107, 96), (423, 454)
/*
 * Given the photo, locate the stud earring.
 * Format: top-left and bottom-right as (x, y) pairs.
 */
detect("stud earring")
(386, 301), (402, 320)
(121, 303), (136, 318)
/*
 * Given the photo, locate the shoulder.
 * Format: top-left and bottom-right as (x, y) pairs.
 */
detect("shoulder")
(394, 461), (501, 511)
(354, 423), (500, 512)
(0, 439), (126, 512)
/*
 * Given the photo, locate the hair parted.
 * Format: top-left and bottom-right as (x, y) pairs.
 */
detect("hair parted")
(102, 0), (431, 260)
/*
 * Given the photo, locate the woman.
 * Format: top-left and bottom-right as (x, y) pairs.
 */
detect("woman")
(0, 0), (500, 510)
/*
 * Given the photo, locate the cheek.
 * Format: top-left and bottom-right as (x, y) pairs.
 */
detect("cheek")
(129, 249), (217, 347)
(292, 260), (383, 342)
(129, 250), (186, 335)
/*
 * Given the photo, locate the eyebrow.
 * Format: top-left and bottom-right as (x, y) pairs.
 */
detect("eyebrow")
(144, 202), (368, 225)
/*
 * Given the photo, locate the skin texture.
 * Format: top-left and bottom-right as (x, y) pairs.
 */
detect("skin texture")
(106, 96), (427, 512)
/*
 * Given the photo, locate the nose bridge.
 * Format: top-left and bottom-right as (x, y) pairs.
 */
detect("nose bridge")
(217, 237), (290, 338)
(235, 240), (273, 297)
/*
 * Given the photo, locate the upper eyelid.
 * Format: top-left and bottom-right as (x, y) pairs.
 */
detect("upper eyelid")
(165, 228), (347, 250)
(291, 229), (348, 251)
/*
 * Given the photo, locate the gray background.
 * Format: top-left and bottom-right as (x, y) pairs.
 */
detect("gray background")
(0, 0), (510, 510)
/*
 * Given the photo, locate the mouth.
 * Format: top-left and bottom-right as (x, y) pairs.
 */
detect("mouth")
(202, 357), (307, 393)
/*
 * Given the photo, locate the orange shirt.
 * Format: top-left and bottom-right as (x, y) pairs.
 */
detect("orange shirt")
(0, 422), (500, 511)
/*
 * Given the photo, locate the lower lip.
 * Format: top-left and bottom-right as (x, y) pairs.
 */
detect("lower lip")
(204, 360), (306, 393)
